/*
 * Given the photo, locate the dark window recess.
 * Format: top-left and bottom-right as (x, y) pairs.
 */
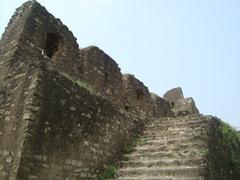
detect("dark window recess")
(136, 89), (144, 101)
(124, 104), (130, 111)
(164, 110), (167, 116)
(171, 102), (175, 108)
(45, 33), (63, 58)
(104, 72), (109, 84)
(152, 110), (156, 115)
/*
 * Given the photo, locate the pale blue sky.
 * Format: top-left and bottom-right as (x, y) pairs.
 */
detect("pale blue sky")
(1, 0), (239, 128)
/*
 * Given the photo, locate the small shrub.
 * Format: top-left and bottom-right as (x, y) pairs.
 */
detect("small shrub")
(123, 135), (140, 154)
(61, 72), (99, 96)
(237, 131), (240, 140)
(98, 165), (117, 180)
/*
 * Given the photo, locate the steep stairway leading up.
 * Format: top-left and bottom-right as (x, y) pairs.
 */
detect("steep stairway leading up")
(116, 114), (214, 180)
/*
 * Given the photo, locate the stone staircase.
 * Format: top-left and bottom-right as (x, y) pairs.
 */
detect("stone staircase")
(116, 114), (214, 180)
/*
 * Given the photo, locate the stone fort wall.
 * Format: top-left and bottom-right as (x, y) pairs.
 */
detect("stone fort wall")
(0, 1), (175, 179)
(0, 0), (172, 118)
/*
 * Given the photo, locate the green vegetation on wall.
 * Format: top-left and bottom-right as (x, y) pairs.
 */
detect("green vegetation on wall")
(123, 135), (140, 154)
(60, 72), (100, 96)
(219, 121), (240, 173)
(98, 165), (117, 180)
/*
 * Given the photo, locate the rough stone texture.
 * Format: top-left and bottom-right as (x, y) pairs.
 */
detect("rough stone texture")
(164, 87), (199, 116)
(173, 97), (199, 116)
(117, 115), (240, 180)
(163, 87), (184, 107)
(0, 1), (238, 180)
(150, 93), (174, 117)
(122, 74), (152, 116)
(121, 74), (174, 117)
(0, 1), (170, 179)
(80, 46), (123, 105)
(17, 70), (145, 179)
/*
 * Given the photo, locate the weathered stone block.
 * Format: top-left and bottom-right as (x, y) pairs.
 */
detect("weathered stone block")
(163, 87), (184, 107)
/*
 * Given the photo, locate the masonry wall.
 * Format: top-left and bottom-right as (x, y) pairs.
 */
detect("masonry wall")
(121, 74), (173, 117)
(0, 1), (45, 179)
(150, 93), (174, 117)
(0, 1), (173, 179)
(13, 1), (173, 118)
(80, 46), (123, 105)
(18, 70), (145, 179)
(121, 74), (151, 116)
(15, 1), (82, 78)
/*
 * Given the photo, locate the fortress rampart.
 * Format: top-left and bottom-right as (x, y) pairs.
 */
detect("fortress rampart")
(0, 1), (221, 179)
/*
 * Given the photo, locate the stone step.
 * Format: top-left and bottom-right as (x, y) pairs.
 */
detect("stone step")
(137, 136), (207, 147)
(149, 115), (208, 123)
(123, 149), (205, 161)
(117, 166), (206, 177)
(134, 142), (207, 154)
(123, 151), (176, 161)
(143, 126), (209, 137)
(120, 158), (206, 169)
(142, 131), (208, 142)
(146, 121), (212, 132)
(144, 126), (210, 136)
(147, 118), (212, 129)
(116, 176), (205, 180)
(149, 114), (209, 124)
(116, 115), (211, 179)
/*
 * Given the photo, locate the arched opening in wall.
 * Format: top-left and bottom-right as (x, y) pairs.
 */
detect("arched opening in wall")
(44, 33), (63, 58)
(136, 89), (144, 101)
(171, 102), (175, 108)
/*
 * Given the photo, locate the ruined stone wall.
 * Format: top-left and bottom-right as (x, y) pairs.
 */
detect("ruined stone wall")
(17, 70), (145, 179)
(122, 74), (153, 116)
(0, 1), (46, 179)
(150, 93), (174, 117)
(121, 74), (173, 118)
(12, 1), (173, 118)
(0, 1), (174, 179)
(164, 87), (199, 116)
(80, 46), (123, 105)
(7, 1), (82, 78)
